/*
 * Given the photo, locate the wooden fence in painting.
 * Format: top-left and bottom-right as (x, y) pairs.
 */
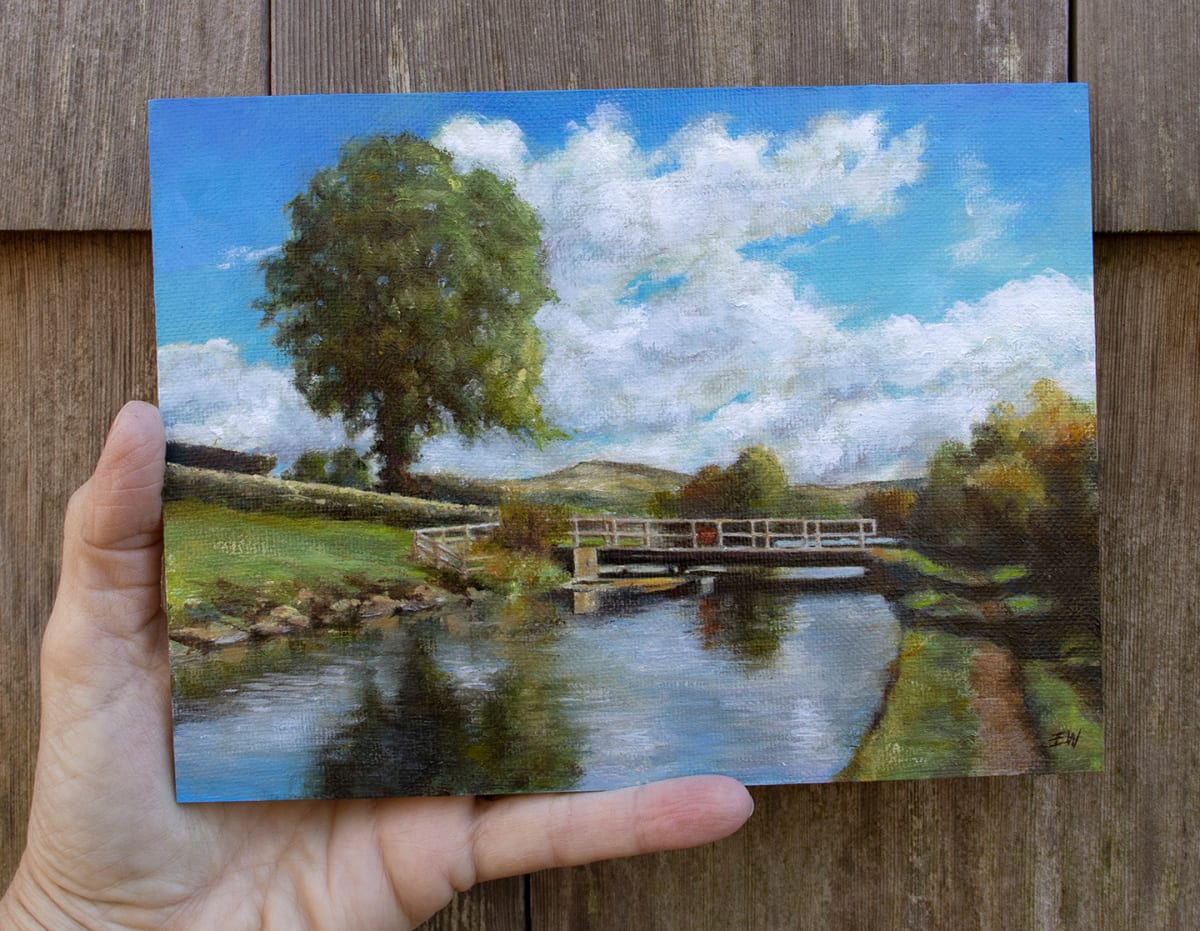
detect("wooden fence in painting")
(411, 522), (499, 576)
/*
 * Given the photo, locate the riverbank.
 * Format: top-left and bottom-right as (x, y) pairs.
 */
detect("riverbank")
(842, 545), (1102, 779)
(164, 498), (571, 650)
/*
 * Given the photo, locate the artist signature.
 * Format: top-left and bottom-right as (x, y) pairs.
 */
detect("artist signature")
(1047, 728), (1081, 749)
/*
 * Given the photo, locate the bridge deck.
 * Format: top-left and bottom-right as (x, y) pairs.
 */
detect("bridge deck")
(568, 517), (895, 571)
(583, 544), (883, 567)
(413, 516), (896, 577)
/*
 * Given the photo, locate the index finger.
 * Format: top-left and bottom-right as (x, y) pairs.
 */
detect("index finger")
(465, 775), (753, 882)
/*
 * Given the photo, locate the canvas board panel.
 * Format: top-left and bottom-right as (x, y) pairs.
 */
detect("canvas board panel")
(149, 85), (1099, 803)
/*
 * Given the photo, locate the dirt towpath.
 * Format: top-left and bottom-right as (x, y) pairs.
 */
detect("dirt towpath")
(969, 640), (1044, 774)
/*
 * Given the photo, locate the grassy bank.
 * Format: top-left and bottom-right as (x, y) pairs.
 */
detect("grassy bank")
(840, 630), (981, 780)
(871, 546), (1028, 587)
(1022, 661), (1103, 772)
(164, 499), (424, 625)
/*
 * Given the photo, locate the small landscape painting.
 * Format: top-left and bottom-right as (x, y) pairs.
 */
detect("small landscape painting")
(149, 85), (1099, 803)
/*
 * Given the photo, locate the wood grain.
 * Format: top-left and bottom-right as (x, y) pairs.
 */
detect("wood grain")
(529, 235), (1200, 929)
(1077, 1), (1200, 231)
(0, 232), (157, 888)
(0, 0), (268, 230)
(271, 0), (1065, 94)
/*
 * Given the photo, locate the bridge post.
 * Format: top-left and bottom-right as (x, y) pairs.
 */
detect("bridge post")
(573, 547), (599, 582)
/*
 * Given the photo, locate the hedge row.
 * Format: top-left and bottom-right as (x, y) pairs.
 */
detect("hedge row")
(163, 464), (497, 527)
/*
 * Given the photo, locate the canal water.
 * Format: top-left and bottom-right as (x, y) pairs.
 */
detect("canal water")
(172, 571), (903, 801)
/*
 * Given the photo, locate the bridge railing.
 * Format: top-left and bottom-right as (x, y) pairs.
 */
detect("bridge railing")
(569, 517), (878, 550)
(412, 522), (500, 576)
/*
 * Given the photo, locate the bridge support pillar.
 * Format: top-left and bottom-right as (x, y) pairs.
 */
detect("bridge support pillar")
(573, 547), (599, 582)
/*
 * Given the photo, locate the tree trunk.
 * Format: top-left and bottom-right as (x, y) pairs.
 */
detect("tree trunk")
(374, 422), (424, 495)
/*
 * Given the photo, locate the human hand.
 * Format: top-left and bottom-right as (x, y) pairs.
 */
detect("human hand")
(0, 402), (753, 929)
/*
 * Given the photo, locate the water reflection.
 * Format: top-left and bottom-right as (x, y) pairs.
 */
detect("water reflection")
(315, 626), (584, 796)
(695, 585), (791, 668)
(173, 578), (903, 801)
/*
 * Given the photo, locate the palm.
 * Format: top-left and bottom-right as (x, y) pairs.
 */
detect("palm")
(4, 403), (752, 931)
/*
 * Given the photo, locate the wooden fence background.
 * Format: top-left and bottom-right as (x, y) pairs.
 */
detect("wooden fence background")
(2, 2), (1198, 927)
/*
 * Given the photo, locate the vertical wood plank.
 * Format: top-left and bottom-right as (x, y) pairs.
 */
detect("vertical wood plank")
(272, 0), (1066, 95)
(528, 235), (1200, 929)
(1090, 234), (1200, 926)
(1076, 1), (1200, 231)
(0, 1), (268, 230)
(0, 232), (157, 889)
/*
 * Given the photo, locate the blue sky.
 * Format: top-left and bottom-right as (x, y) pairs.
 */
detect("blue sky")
(150, 85), (1094, 481)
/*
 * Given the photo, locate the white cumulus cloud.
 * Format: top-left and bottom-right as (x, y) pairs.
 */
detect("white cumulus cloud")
(420, 107), (1092, 483)
(165, 105), (1094, 486)
(417, 271), (1095, 482)
(158, 339), (371, 468)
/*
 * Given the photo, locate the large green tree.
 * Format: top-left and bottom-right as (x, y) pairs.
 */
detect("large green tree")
(257, 133), (560, 492)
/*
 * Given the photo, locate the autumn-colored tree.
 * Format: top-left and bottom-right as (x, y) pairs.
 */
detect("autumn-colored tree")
(861, 487), (918, 534)
(677, 464), (732, 517)
(913, 379), (1097, 566)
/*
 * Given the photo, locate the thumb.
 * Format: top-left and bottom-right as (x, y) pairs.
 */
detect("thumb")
(42, 401), (167, 701)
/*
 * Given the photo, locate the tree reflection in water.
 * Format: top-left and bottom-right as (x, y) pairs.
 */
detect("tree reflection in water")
(313, 618), (583, 797)
(694, 577), (793, 669)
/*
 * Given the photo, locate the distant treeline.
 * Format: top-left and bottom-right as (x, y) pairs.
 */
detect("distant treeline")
(648, 379), (1097, 578)
(166, 441), (276, 476)
(650, 446), (853, 520)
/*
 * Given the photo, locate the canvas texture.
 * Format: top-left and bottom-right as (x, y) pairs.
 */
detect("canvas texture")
(149, 85), (1099, 802)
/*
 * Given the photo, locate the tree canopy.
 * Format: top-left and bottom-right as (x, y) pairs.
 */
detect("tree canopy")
(911, 378), (1098, 569)
(656, 446), (798, 518)
(282, 447), (373, 490)
(257, 133), (560, 492)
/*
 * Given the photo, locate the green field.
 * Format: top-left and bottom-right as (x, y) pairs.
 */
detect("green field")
(164, 499), (422, 624)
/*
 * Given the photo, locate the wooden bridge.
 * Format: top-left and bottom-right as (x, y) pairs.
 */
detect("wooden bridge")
(567, 516), (892, 570)
(412, 516), (893, 577)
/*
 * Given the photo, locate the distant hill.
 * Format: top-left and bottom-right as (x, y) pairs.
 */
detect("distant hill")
(794, 476), (926, 509)
(530, 460), (690, 485)
(418, 460), (689, 513)
(162, 458), (925, 525)
(417, 460), (923, 516)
